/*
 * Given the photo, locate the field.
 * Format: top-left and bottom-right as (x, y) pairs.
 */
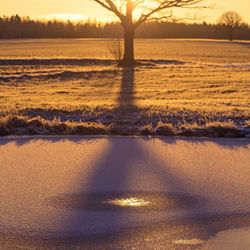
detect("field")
(0, 39), (249, 137)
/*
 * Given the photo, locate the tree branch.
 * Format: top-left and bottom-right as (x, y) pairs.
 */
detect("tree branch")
(93, 0), (204, 29)
(134, 0), (202, 28)
(93, 0), (125, 22)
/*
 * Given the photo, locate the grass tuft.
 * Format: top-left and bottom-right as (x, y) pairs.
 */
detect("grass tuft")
(155, 122), (176, 136)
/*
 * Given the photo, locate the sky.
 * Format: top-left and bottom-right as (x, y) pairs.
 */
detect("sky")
(0, 0), (250, 24)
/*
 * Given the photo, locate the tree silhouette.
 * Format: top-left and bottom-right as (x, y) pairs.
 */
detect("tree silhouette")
(218, 11), (242, 41)
(1, 15), (249, 40)
(93, 0), (203, 65)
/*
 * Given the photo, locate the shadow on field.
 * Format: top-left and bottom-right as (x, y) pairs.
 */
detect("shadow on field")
(0, 68), (250, 248)
(118, 67), (135, 108)
(45, 69), (250, 247)
(42, 68), (209, 247)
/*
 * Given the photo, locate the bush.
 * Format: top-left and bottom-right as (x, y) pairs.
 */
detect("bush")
(140, 123), (154, 135)
(155, 121), (175, 136)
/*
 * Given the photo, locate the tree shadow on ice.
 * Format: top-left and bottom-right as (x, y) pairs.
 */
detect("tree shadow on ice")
(49, 137), (206, 241)
(1, 68), (249, 248)
(49, 68), (249, 246)
(47, 135), (250, 248)
(47, 68), (213, 246)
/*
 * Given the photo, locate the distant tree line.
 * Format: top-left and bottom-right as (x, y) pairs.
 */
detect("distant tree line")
(0, 14), (250, 40)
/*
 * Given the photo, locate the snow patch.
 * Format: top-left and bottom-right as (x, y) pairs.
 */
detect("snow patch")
(223, 63), (250, 68)
(173, 238), (204, 245)
(0, 69), (119, 81)
(141, 59), (185, 65)
(202, 227), (250, 250)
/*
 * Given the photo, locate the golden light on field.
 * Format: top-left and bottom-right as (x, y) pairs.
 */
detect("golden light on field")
(104, 197), (151, 207)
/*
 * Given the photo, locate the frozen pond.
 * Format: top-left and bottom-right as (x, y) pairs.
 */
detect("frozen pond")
(0, 136), (249, 237)
(0, 136), (250, 248)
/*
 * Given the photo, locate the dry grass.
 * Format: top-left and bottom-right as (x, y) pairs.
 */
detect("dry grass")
(0, 39), (249, 137)
(0, 65), (249, 112)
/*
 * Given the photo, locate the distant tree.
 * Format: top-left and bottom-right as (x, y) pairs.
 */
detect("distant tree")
(218, 11), (242, 41)
(1, 15), (249, 40)
(92, 0), (203, 65)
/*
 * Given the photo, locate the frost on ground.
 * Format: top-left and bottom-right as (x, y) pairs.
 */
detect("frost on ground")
(0, 40), (249, 137)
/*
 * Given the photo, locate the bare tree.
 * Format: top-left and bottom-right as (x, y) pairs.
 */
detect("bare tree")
(107, 38), (123, 63)
(93, 0), (203, 65)
(218, 11), (242, 41)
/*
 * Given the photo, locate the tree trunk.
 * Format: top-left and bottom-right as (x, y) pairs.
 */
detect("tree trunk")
(120, 0), (136, 66)
(227, 27), (233, 41)
(122, 27), (135, 65)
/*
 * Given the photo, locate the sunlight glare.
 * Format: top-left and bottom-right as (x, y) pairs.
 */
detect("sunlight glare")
(104, 197), (151, 207)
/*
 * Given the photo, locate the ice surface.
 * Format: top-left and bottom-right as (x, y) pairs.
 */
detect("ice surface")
(0, 136), (249, 237)
(202, 226), (250, 250)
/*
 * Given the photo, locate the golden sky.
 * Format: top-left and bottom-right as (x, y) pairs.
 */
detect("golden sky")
(1, 0), (250, 24)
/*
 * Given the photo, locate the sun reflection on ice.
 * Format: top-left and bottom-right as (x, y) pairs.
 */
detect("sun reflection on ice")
(104, 197), (151, 207)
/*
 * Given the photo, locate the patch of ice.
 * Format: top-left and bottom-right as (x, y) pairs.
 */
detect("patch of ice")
(173, 238), (205, 245)
(223, 64), (250, 68)
(142, 59), (185, 65)
(0, 69), (118, 81)
(202, 227), (250, 250)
